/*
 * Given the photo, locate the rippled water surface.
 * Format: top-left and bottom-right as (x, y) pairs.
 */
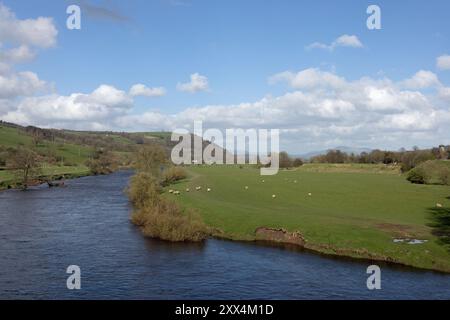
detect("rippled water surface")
(0, 171), (449, 299)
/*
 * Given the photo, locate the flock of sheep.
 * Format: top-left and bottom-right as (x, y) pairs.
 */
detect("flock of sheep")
(167, 177), (445, 208)
(168, 186), (211, 195)
(167, 177), (314, 199)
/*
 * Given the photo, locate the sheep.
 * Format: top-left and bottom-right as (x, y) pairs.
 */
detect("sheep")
(262, 180), (265, 183)
(207, 188), (211, 192)
(436, 203), (443, 208)
(294, 180), (298, 183)
(196, 186), (202, 191)
(174, 191), (180, 195)
(245, 186), (249, 190)
(308, 193), (312, 196)
(169, 189), (174, 194)
(272, 194), (276, 198)
(186, 188), (190, 192)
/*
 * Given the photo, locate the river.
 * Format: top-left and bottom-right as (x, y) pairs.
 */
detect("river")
(0, 170), (449, 299)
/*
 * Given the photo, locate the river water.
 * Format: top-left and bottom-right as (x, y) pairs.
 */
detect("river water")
(0, 170), (449, 299)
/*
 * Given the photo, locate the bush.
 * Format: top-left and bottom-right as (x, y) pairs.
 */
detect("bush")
(162, 166), (187, 186)
(85, 149), (118, 175)
(132, 199), (208, 242)
(438, 167), (450, 185)
(127, 172), (161, 210)
(406, 167), (428, 184)
(293, 158), (304, 167)
(127, 169), (208, 242)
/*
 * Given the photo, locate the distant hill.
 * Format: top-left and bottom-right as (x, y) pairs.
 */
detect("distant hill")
(298, 146), (373, 160)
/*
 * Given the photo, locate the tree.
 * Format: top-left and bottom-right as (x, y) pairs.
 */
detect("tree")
(135, 145), (167, 176)
(86, 148), (118, 175)
(293, 158), (304, 167)
(324, 150), (347, 163)
(279, 151), (293, 168)
(6, 147), (41, 190)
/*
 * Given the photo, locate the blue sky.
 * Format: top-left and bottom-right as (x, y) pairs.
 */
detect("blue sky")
(1, 0), (450, 152)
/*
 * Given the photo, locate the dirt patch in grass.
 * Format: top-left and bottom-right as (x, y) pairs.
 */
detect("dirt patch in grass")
(375, 222), (424, 239)
(255, 227), (306, 246)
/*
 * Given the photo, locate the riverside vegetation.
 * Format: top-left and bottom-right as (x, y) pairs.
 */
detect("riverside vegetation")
(127, 145), (209, 242)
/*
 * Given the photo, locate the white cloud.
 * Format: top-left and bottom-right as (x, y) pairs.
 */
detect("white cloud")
(306, 34), (363, 51)
(0, 4), (54, 106)
(0, 71), (48, 99)
(129, 84), (166, 97)
(3, 64), (449, 152)
(113, 68), (450, 152)
(177, 73), (209, 93)
(439, 87), (450, 100)
(401, 70), (441, 89)
(0, 3), (57, 48)
(269, 68), (345, 89)
(437, 55), (450, 70)
(3, 85), (132, 128)
(0, 45), (35, 64)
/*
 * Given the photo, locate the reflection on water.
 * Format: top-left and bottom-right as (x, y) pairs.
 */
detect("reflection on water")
(0, 170), (449, 299)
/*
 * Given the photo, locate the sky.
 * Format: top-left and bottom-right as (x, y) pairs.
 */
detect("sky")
(0, 0), (450, 153)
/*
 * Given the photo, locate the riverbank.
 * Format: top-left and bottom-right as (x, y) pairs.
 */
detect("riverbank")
(0, 165), (132, 191)
(167, 165), (450, 273)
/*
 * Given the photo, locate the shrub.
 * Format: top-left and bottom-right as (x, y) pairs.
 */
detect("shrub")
(127, 169), (208, 242)
(406, 167), (428, 184)
(133, 199), (208, 242)
(162, 166), (187, 186)
(85, 149), (118, 175)
(293, 158), (304, 167)
(438, 167), (450, 185)
(127, 172), (161, 210)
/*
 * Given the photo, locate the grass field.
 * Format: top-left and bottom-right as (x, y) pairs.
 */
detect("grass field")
(168, 164), (450, 272)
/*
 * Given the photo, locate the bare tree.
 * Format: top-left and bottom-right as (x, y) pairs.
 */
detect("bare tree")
(7, 147), (41, 190)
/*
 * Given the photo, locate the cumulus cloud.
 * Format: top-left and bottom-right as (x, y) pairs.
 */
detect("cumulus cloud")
(2, 85), (132, 129)
(0, 4), (54, 103)
(113, 68), (450, 152)
(177, 73), (209, 93)
(0, 3), (57, 48)
(306, 34), (363, 51)
(0, 71), (48, 99)
(0, 45), (35, 64)
(129, 84), (166, 97)
(269, 68), (346, 89)
(2, 67), (450, 151)
(439, 87), (450, 101)
(437, 54), (450, 70)
(400, 70), (441, 89)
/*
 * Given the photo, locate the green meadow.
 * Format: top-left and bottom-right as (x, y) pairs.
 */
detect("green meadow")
(169, 164), (450, 272)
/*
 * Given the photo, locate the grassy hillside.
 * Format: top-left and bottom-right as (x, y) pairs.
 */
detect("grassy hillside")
(0, 122), (173, 189)
(168, 164), (450, 272)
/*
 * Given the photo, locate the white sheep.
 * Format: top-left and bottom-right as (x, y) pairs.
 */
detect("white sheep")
(245, 186), (249, 190)
(174, 191), (180, 195)
(169, 189), (174, 193)
(272, 194), (276, 198)
(196, 186), (202, 191)
(186, 188), (190, 192)
(207, 188), (211, 192)
(308, 193), (312, 196)
(436, 203), (443, 208)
